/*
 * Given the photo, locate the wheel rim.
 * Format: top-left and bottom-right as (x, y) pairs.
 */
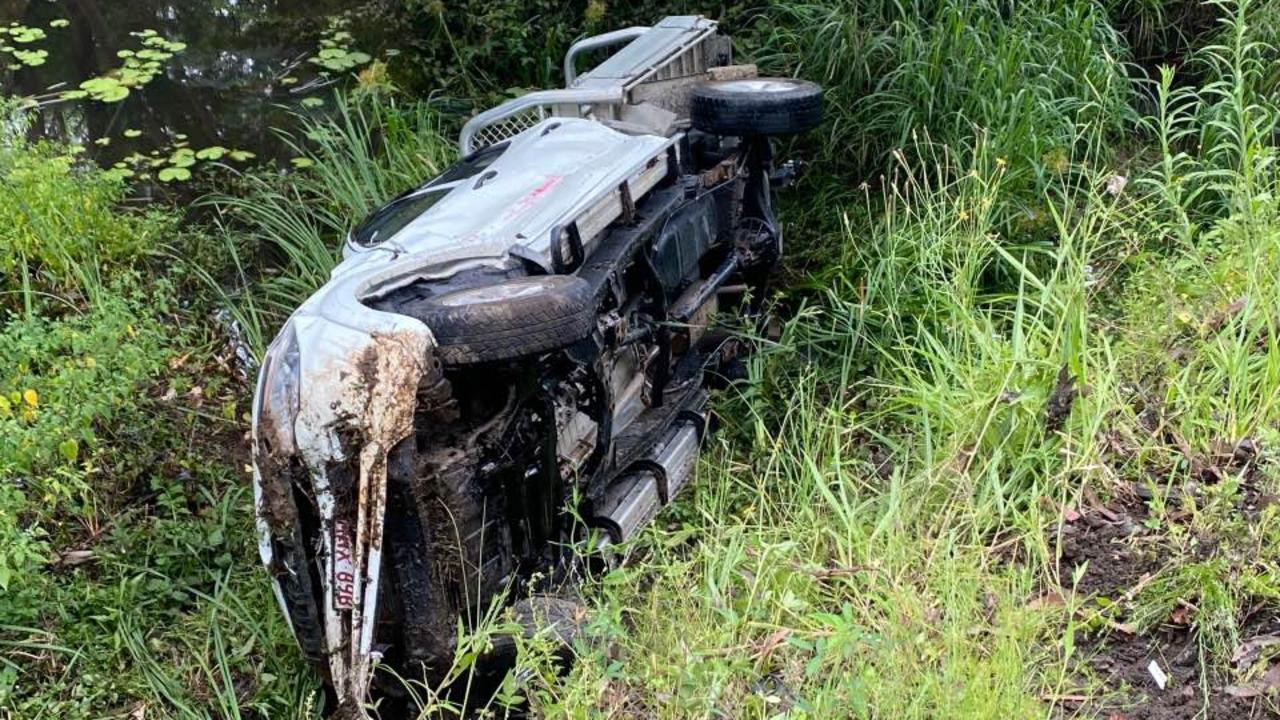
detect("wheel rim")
(435, 276), (560, 307)
(715, 79), (799, 94)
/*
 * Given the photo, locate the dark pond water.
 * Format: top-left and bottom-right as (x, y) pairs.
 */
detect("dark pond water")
(2, 0), (404, 167)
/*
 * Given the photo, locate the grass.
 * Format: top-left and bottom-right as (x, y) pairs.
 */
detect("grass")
(3, 0), (1280, 717)
(496, 2), (1280, 716)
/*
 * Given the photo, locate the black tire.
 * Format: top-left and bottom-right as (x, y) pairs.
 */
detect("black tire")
(414, 275), (595, 365)
(485, 595), (586, 664)
(381, 440), (514, 681)
(690, 78), (824, 136)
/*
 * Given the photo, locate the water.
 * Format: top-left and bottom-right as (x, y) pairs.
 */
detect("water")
(3, 0), (397, 166)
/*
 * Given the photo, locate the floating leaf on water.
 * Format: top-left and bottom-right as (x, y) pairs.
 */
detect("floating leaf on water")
(157, 166), (191, 182)
(100, 85), (129, 102)
(290, 157), (315, 169)
(79, 76), (130, 102)
(11, 26), (46, 43)
(385, 48), (401, 57)
(169, 148), (196, 168)
(94, 137), (110, 146)
(228, 150), (256, 162)
(280, 76), (298, 85)
(49, 19), (70, 28)
(13, 48), (47, 66)
(300, 97), (324, 109)
(174, 133), (188, 141)
(123, 128), (142, 138)
(195, 146), (227, 160)
(60, 89), (88, 100)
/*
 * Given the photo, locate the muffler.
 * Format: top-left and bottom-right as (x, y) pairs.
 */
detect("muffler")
(593, 409), (704, 543)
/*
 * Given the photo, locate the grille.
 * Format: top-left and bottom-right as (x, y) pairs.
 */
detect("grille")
(470, 107), (547, 150)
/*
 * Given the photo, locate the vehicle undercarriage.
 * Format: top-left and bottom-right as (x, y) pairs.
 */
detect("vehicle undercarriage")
(250, 16), (821, 716)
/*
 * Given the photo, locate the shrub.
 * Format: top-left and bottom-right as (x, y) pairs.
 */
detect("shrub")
(0, 125), (176, 313)
(0, 283), (171, 588)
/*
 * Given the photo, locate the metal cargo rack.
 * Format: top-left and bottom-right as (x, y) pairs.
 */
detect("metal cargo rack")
(459, 16), (731, 155)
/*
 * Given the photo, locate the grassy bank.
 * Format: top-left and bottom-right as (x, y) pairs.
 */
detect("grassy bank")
(0, 111), (317, 717)
(2, 0), (1279, 718)
(503, 1), (1280, 717)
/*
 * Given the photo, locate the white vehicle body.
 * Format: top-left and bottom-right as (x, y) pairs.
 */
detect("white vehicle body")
(252, 16), (747, 712)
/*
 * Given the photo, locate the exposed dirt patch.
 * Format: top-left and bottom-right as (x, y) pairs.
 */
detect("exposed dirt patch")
(1056, 480), (1280, 719)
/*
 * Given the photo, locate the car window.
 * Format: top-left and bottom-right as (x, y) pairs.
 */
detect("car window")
(350, 188), (449, 247)
(428, 141), (509, 186)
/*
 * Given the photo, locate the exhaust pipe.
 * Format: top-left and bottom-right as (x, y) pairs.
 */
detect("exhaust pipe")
(593, 408), (704, 543)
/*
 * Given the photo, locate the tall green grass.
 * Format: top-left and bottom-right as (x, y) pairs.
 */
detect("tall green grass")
(755, 0), (1136, 191)
(0, 102), (177, 317)
(484, 1), (1280, 716)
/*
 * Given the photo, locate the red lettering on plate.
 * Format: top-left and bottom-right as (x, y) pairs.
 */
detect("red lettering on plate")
(332, 520), (356, 610)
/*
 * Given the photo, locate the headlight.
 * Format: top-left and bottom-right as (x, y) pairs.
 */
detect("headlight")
(255, 324), (301, 456)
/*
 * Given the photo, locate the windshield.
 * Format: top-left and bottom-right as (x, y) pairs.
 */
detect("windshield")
(429, 141), (509, 186)
(350, 188), (450, 247)
(348, 142), (511, 249)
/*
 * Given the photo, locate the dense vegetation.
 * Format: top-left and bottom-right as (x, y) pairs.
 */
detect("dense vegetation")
(2, 0), (1279, 718)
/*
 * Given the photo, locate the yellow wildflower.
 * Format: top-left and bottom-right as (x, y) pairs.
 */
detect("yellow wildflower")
(22, 389), (38, 408)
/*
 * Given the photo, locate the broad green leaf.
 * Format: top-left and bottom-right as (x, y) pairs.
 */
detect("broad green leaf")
(195, 146), (227, 161)
(157, 167), (191, 182)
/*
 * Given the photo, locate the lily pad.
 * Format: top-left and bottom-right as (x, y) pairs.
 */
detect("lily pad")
(79, 77), (130, 103)
(157, 167), (191, 183)
(195, 146), (228, 161)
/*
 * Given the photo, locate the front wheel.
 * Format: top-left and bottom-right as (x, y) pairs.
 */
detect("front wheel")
(690, 78), (824, 136)
(398, 275), (596, 365)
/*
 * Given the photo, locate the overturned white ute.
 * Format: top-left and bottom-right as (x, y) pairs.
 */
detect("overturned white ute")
(251, 16), (821, 716)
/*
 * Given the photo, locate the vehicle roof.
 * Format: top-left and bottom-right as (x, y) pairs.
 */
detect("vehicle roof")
(336, 117), (671, 277)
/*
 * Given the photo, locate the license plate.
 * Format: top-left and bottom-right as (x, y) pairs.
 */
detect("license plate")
(332, 519), (355, 610)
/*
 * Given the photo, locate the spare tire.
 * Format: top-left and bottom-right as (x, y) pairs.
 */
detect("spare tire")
(690, 78), (824, 136)
(413, 275), (595, 365)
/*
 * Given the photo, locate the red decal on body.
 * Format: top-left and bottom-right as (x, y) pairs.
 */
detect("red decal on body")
(502, 174), (564, 221)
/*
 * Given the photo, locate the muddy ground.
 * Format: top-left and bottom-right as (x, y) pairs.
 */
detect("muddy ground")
(1057, 474), (1280, 720)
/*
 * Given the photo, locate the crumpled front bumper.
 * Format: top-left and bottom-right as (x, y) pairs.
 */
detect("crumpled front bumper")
(250, 267), (442, 715)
